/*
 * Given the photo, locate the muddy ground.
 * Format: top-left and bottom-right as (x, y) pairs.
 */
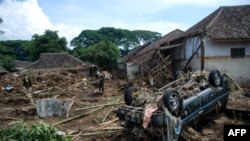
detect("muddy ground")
(0, 70), (249, 141)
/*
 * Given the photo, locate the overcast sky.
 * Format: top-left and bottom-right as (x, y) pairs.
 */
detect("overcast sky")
(0, 0), (249, 46)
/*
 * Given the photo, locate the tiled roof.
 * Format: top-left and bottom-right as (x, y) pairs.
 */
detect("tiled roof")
(185, 5), (250, 39)
(27, 53), (88, 69)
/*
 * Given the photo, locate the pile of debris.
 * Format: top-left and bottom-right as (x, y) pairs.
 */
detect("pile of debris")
(0, 70), (130, 140)
(130, 50), (173, 87)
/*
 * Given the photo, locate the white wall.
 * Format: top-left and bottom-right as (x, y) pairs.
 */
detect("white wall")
(178, 36), (202, 71)
(204, 38), (250, 56)
(180, 36), (250, 86)
(203, 37), (250, 85)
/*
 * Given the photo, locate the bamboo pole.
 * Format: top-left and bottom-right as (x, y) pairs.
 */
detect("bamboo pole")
(101, 99), (120, 122)
(99, 117), (119, 128)
(82, 126), (126, 132)
(53, 106), (104, 126)
(0, 116), (21, 120)
(74, 102), (124, 111)
(110, 86), (125, 96)
(79, 130), (122, 136)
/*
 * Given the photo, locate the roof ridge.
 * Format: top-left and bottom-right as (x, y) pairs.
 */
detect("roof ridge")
(206, 7), (223, 30)
(220, 4), (250, 8)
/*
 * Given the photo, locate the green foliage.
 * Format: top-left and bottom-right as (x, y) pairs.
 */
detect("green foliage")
(0, 43), (14, 70)
(71, 27), (161, 50)
(0, 40), (32, 70)
(0, 121), (71, 141)
(81, 40), (120, 70)
(71, 27), (161, 69)
(0, 40), (31, 60)
(133, 30), (161, 45)
(0, 54), (14, 70)
(30, 30), (68, 60)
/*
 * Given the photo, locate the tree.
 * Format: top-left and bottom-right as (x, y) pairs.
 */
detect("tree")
(0, 44), (14, 70)
(0, 54), (13, 70)
(81, 40), (120, 70)
(71, 27), (161, 51)
(0, 40), (30, 70)
(30, 30), (68, 60)
(0, 40), (31, 61)
(133, 30), (161, 45)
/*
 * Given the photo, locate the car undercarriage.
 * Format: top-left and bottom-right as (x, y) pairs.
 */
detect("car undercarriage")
(117, 70), (229, 140)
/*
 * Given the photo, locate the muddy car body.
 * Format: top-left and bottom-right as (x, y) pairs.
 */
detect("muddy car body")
(117, 70), (229, 140)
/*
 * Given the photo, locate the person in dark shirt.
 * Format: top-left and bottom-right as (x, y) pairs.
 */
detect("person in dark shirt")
(98, 72), (105, 94)
(23, 74), (32, 92)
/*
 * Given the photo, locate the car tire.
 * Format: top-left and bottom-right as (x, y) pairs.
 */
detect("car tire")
(162, 90), (181, 116)
(209, 70), (223, 87)
(124, 86), (139, 105)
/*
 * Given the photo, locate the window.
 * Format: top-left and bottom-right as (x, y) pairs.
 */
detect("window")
(231, 48), (245, 58)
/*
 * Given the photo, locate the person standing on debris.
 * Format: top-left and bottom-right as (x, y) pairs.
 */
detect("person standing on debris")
(23, 74), (32, 92)
(98, 71), (105, 94)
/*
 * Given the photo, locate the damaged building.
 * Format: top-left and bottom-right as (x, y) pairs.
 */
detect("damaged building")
(125, 5), (250, 87)
(125, 29), (184, 87)
(26, 52), (97, 76)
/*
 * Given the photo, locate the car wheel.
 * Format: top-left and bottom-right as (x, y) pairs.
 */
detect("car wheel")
(124, 86), (139, 105)
(209, 70), (223, 87)
(162, 90), (181, 116)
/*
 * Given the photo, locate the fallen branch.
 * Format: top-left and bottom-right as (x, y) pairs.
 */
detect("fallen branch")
(53, 106), (104, 126)
(74, 102), (124, 111)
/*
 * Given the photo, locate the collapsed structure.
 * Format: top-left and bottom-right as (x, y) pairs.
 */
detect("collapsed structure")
(125, 5), (250, 87)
